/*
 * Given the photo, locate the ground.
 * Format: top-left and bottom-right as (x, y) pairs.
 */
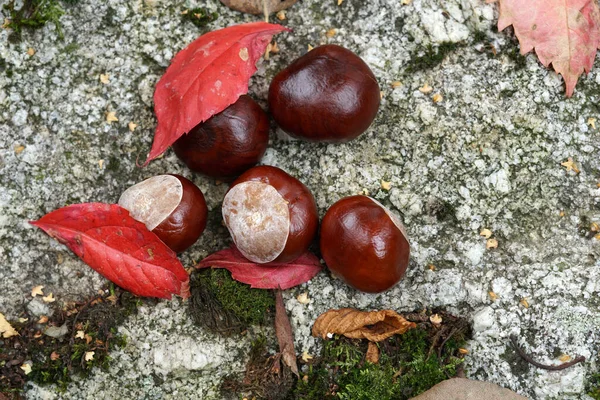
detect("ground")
(1, 0), (600, 398)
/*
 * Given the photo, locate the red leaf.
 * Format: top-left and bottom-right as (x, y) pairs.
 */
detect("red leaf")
(30, 203), (190, 299)
(494, 0), (600, 97)
(145, 22), (289, 164)
(195, 246), (322, 289)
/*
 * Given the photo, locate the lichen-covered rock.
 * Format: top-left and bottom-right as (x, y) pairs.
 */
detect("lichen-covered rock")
(1, 0), (600, 398)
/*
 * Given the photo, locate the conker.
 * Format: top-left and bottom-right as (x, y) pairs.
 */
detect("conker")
(173, 95), (270, 180)
(320, 196), (410, 293)
(118, 174), (208, 253)
(268, 44), (380, 143)
(222, 165), (318, 264)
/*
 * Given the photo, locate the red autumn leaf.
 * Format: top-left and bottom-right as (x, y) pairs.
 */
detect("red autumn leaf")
(30, 203), (190, 299)
(145, 22), (289, 164)
(493, 0), (600, 97)
(195, 246), (322, 289)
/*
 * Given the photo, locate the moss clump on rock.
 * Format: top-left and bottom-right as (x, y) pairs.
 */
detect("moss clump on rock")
(2, 0), (81, 41)
(188, 269), (275, 335)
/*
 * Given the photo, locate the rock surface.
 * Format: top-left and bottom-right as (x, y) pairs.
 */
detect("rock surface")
(1, 0), (600, 398)
(412, 377), (528, 400)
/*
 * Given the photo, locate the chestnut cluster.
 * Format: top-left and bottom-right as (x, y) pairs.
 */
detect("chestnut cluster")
(120, 45), (410, 293)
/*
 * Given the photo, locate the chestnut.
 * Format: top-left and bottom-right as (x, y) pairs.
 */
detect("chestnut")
(268, 44), (380, 143)
(173, 95), (270, 180)
(118, 174), (208, 253)
(222, 165), (318, 264)
(320, 196), (410, 293)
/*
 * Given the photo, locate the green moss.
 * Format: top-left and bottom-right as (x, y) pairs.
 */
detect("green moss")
(405, 42), (462, 73)
(188, 269), (274, 335)
(296, 326), (467, 400)
(588, 373), (600, 399)
(181, 7), (217, 28)
(2, 0), (78, 40)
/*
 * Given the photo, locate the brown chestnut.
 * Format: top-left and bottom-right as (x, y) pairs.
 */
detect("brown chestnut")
(173, 95), (270, 180)
(222, 165), (318, 264)
(118, 174), (208, 253)
(268, 44), (380, 143)
(320, 196), (410, 293)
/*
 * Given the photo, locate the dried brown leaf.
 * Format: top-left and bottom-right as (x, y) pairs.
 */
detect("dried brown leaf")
(220, 0), (298, 15)
(366, 342), (380, 364)
(275, 290), (298, 376)
(0, 313), (18, 338)
(312, 308), (416, 342)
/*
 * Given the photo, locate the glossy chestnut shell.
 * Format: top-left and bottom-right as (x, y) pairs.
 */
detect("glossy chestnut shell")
(224, 165), (319, 263)
(268, 44), (380, 143)
(173, 95), (270, 180)
(320, 196), (410, 293)
(153, 175), (208, 253)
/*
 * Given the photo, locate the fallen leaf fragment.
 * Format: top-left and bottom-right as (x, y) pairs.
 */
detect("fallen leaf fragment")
(401, 0), (412, 4)
(21, 363), (32, 375)
(0, 313), (18, 338)
(381, 180), (392, 190)
(486, 238), (498, 249)
(106, 111), (118, 123)
(42, 293), (55, 303)
(588, 117), (596, 129)
(50, 351), (60, 361)
(220, 0), (298, 15)
(366, 342), (380, 364)
(84, 351), (95, 361)
(429, 314), (442, 325)
(75, 330), (85, 339)
(31, 285), (44, 297)
(14, 145), (25, 154)
(480, 228), (492, 239)
(520, 298), (529, 308)
(458, 348), (469, 354)
(146, 22), (288, 164)
(37, 315), (48, 324)
(195, 246), (321, 289)
(559, 354), (572, 362)
(432, 93), (443, 103)
(391, 81), (402, 89)
(419, 83), (433, 94)
(428, 264), (436, 271)
(494, 0), (600, 97)
(275, 290), (298, 376)
(307, 44), (314, 51)
(128, 122), (137, 132)
(27, 47), (35, 56)
(301, 350), (313, 362)
(85, 334), (93, 344)
(312, 308), (416, 342)
(338, 0), (343, 5)
(296, 292), (310, 304)
(488, 291), (498, 301)
(561, 157), (580, 174)
(326, 28), (337, 38)
(100, 74), (110, 84)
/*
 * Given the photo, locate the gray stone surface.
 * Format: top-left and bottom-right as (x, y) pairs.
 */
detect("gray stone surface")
(1, 0), (600, 398)
(412, 377), (527, 400)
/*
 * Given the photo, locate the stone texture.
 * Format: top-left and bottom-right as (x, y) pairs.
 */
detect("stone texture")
(1, 0), (600, 398)
(412, 378), (527, 400)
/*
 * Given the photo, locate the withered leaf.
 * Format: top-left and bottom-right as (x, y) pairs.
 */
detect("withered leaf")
(275, 290), (298, 376)
(0, 313), (18, 338)
(220, 0), (299, 15)
(312, 308), (416, 342)
(366, 342), (379, 364)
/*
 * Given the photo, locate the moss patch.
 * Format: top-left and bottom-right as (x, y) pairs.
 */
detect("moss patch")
(2, 0), (81, 41)
(188, 269), (274, 335)
(0, 286), (142, 398)
(181, 7), (218, 28)
(587, 373), (600, 399)
(404, 42), (463, 73)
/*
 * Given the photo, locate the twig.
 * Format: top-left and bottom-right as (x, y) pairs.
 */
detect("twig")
(263, 0), (269, 22)
(509, 335), (585, 371)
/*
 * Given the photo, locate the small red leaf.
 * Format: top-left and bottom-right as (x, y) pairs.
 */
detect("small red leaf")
(145, 22), (289, 164)
(30, 203), (190, 299)
(195, 246), (322, 289)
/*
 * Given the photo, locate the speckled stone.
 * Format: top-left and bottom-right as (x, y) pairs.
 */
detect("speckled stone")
(1, 0), (600, 398)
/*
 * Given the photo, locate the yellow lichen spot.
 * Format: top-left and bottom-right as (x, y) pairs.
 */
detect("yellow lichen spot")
(480, 228), (492, 239)
(381, 180), (392, 190)
(418, 83), (433, 94)
(276, 10), (286, 20)
(239, 47), (249, 62)
(128, 122), (138, 132)
(559, 210), (565, 217)
(587, 117), (596, 129)
(296, 292), (310, 304)
(14, 145), (25, 154)
(591, 222), (599, 232)
(326, 28), (337, 38)
(98, 159), (104, 169)
(520, 298), (529, 308)
(106, 111), (119, 123)
(559, 354), (572, 362)
(27, 47), (35, 56)
(561, 157), (580, 174)
(486, 238), (498, 249)
(432, 93), (443, 103)
(100, 74), (110, 84)
(488, 291), (498, 301)
(391, 81), (402, 89)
